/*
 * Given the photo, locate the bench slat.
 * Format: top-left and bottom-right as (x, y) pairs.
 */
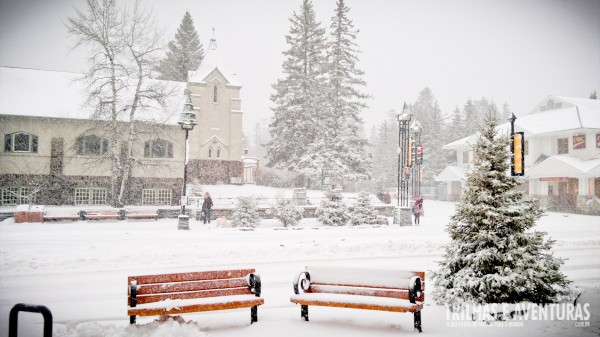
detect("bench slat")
(307, 284), (426, 302)
(136, 278), (248, 295)
(291, 296), (422, 313)
(129, 269), (255, 285)
(130, 287), (252, 305)
(128, 298), (264, 317)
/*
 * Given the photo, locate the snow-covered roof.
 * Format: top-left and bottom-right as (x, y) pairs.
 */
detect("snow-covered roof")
(526, 155), (600, 178)
(188, 39), (240, 86)
(518, 96), (600, 134)
(443, 122), (511, 150)
(0, 66), (186, 125)
(435, 165), (468, 182)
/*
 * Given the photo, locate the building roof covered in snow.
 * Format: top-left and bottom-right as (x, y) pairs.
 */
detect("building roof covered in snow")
(0, 66), (186, 125)
(188, 39), (240, 87)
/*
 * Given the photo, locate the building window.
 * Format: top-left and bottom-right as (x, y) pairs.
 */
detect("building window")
(75, 135), (108, 156)
(142, 188), (172, 206)
(573, 134), (586, 150)
(524, 140), (529, 155)
(0, 187), (37, 206)
(4, 132), (38, 153)
(596, 133), (600, 148)
(144, 139), (173, 158)
(74, 187), (108, 205)
(557, 138), (568, 154)
(462, 151), (469, 164)
(208, 147), (213, 158)
(213, 85), (218, 103)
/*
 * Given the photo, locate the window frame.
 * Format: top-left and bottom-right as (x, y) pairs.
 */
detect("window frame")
(75, 135), (109, 156)
(144, 138), (173, 158)
(4, 132), (38, 153)
(557, 138), (569, 155)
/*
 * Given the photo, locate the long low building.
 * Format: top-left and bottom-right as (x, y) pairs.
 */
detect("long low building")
(436, 96), (600, 214)
(0, 39), (251, 207)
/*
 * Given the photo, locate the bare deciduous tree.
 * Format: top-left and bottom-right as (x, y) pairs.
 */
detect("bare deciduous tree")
(66, 0), (174, 207)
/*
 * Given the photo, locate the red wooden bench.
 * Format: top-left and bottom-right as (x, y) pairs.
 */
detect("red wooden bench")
(128, 268), (264, 324)
(125, 209), (158, 220)
(290, 266), (425, 332)
(85, 209), (120, 220)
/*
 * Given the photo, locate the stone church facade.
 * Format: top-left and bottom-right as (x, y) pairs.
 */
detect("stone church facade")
(0, 39), (245, 207)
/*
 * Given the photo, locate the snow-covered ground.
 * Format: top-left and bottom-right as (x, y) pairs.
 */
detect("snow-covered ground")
(0, 186), (599, 337)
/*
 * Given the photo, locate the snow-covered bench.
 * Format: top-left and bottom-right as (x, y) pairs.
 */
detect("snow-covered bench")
(128, 268), (264, 325)
(84, 209), (121, 220)
(125, 209), (158, 220)
(43, 209), (82, 222)
(290, 266), (425, 332)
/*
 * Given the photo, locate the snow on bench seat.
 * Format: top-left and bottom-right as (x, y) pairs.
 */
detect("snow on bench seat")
(290, 293), (423, 312)
(125, 209), (158, 220)
(128, 268), (263, 325)
(85, 209), (120, 220)
(291, 266), (425, 332)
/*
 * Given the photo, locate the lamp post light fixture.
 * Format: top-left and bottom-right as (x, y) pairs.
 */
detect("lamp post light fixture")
(410, 119), (422, 198)
(177, 89), (198, 230)
(395, 103), (413, 226)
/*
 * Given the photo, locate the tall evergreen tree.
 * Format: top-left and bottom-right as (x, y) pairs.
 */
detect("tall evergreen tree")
(463, 98), (479, 135)
(411, 88), (449, 185)
(267, 0), (329, 175)
(318, 0), (371, 180)
(448, 106), (467, 141)
(369, 113), (398, 189)
(157, 11), (204, 81)
(432, 113), (570, 308)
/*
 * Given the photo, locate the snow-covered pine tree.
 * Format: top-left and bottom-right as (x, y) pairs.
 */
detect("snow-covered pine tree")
(350, 191), (379, 225)
(411, 88), (450, 185)
(312, 0), (370, 180)
(448, 106), (467, 141)
(317, 184), (349, 226)
(369, 113), (400, 189)
(431, 113), (570, 309)
(463, 98), (479, 135)
(267, 0), (329, 175)
(231, 197), (259, 228)
(274, 199), (303, 227)
(157, 11), (204, 81)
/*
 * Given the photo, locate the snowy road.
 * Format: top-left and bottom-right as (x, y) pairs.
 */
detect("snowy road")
(1, 200), (599, 337)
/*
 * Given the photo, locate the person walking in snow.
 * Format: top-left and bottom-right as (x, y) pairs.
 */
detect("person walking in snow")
(412, 199), (422, 225)
(202, 192), (213, 224)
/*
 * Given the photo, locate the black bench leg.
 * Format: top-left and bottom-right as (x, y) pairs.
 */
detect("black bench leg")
(130, 315), (136, 325)
(301, 305), (309, 321)
(414, 311), (422, 332)
(251, 305), (258, 323)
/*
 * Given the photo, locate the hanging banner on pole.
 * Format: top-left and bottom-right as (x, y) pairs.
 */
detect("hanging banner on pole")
(512, 132), (525, 176)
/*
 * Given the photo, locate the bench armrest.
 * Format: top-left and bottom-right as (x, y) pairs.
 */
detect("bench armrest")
(248, 273), (262, 297)
(409, 276), (422, 304)
(293, 271), (311, 294)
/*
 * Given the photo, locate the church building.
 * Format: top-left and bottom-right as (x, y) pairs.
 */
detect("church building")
(0, 38), (246, 207)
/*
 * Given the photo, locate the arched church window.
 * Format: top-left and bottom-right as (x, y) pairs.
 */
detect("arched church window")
(217, 147), (221, 158)
(213, 85), (218, 103)
(208, 147), (213, 158)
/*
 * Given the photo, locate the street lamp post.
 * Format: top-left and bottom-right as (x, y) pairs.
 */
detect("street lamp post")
(395, 103), (412, 226)
(410, 120), (422, 198)
(177, 89), (198, 230)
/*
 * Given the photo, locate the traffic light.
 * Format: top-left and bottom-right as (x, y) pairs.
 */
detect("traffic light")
(417, 146), (424, 164)
(513, 132), (524, 176)
(407, 138), (413, 167)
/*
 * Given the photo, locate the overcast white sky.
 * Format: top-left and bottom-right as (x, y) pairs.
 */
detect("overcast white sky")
(0, 0), (599, 135)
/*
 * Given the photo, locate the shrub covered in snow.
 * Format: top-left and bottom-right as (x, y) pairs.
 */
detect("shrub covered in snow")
(274, 199), (303, 227)
(317, 185), (349, 226)
(350, 191), (380, 225)
(231, 197), (259, 227)
(431, 114), (570, 309)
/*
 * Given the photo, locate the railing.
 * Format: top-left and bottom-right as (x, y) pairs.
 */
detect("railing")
(187, 196), (385, 209)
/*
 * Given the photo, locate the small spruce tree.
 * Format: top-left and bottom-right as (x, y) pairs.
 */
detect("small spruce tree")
(274, 199), (303, 227)
(350, 191), (379, 225)
(231, 197), (259, 228)
(432, 114), (570, 309)
(317, 184), (349, 226)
